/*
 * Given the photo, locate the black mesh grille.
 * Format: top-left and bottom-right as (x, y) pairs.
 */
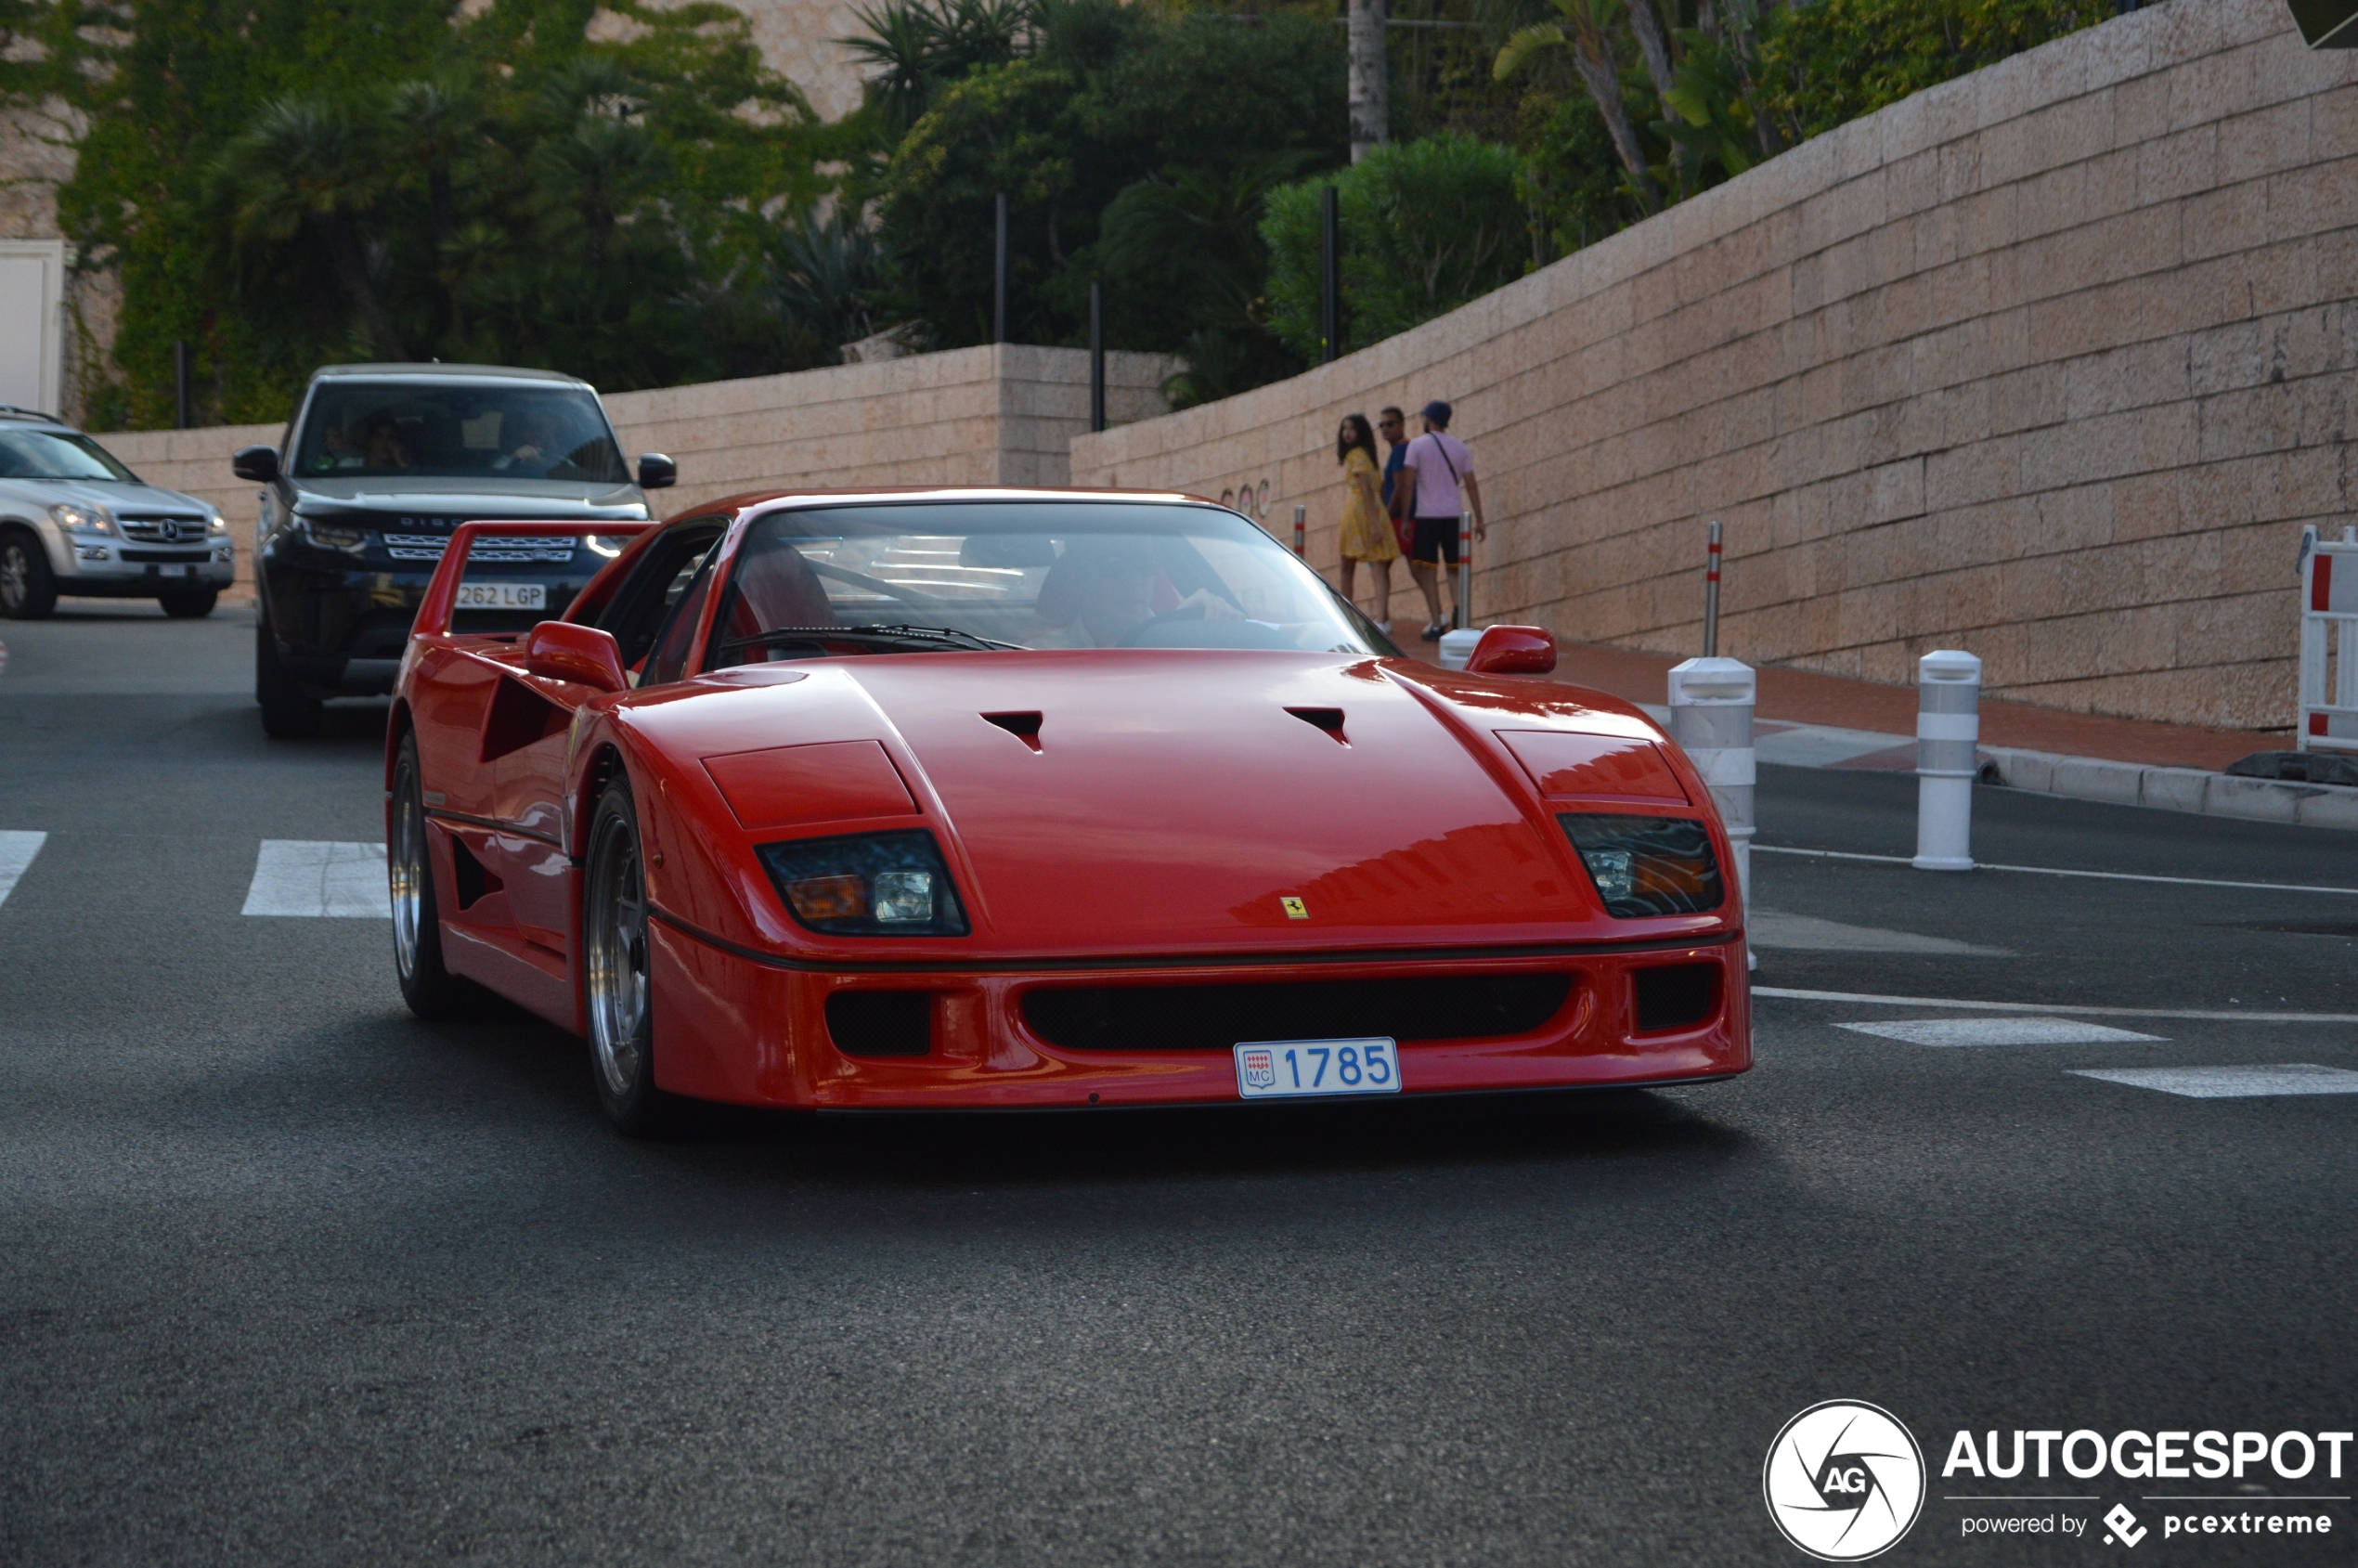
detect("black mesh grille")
(827, 991), (935, 1056)
(1631, 963), (1720, 1033)
(1022, 973), (1573, 1053)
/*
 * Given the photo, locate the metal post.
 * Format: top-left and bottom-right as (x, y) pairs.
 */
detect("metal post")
(1667, 657), (1756, 966)
(1292, 503), (1305, 557)
(1455, 505), (1471, 631)
(173, 340), (190, 431)
(1913, 649), (1982, 872)
(1088, 282), (1106, 434)
(993, 191), (1008, 345)
(1702, 520), (1721, 656)
(1319, 186), (1341, 364)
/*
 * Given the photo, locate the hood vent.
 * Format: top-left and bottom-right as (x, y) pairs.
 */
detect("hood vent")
(1286, 706), (1348, 744)
(981, 711), (1043, 751)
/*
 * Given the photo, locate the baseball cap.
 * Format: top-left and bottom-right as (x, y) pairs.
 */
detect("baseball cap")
(1419, 399), (1452, 426)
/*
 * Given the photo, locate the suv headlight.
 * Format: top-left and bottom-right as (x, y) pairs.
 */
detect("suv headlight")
(1559, 813), (1725, 917)
(295, 514), (369, 553)
(49, 502), (114, 536)
(206, 510), (227, 535)
(756, 831), (970, 937)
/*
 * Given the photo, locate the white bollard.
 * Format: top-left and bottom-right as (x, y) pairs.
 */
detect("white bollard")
(1437, 626), (1482, 669)
(1667, 658), (1755, 954)
(1913, 649), (1982, 871)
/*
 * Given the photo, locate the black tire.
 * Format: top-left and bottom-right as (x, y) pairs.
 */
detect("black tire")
(255, 606), (325, 739)
(582, 775), (672, 1136)
(0, 530), (57, 620)
(390, 730), (484, 1021)
(159, 589), (218, 618)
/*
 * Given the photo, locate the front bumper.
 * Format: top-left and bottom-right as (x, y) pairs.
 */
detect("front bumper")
(264, 557), (603, 696)
(55, 538), (235, 596)
(644, 922), (1754, 1110)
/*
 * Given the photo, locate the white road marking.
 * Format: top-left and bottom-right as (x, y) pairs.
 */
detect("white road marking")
(1754, 986), (2358, 1024)
(242, 840), (391, 918)
(1751, 908), (2008, 954)
(1838, 1017), (2163, 1047)
(0, 830), (45, 910)
(2070, 1064), (2358, 1098)
(1755, 725), (1912, 769)
(1756, 845), (2358, 898)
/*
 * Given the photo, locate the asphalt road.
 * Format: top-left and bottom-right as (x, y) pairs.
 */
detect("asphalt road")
(2, 605), (2352, 1565)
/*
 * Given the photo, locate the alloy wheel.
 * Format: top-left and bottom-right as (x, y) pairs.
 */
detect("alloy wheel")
(390, 760), (425, 981)
(585, 809), (650, 1097)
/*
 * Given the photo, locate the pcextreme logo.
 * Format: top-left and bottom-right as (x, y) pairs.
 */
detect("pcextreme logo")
(1764, 1400), (1928, 1562)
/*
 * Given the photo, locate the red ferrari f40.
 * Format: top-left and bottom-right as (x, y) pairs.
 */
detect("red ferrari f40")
(386, 490), (1750, 1132)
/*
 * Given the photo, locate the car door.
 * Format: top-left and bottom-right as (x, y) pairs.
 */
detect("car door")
(489, 521), (727, 955)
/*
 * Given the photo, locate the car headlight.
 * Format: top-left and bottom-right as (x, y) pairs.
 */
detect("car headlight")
(756, 830), (970, 937)
(206, 511), (227, 535)
(49, 502), (113, 535)
(1559, 813), (1725, 917)
(295, 514), (369, 552)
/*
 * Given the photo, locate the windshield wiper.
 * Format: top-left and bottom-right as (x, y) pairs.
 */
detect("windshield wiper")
(718, 624), (1026, 654)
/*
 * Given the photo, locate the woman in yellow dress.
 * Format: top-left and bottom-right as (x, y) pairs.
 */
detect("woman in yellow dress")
(1334, 412), (1395, 630)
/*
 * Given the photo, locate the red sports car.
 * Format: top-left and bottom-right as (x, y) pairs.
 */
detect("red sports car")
(386, 490), (1750, 1132)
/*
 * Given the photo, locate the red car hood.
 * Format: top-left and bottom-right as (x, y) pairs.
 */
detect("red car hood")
(646, 652), (1720, 955)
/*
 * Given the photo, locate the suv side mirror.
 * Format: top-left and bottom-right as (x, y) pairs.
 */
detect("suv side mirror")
(636, 453), (676, 490)
(232, 446), (279, 483)
(525, 621), (628, 693)
(1465, 625), (1558, 677)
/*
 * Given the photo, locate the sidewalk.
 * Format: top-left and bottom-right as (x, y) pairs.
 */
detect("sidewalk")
(1400, 634), (2358, 830)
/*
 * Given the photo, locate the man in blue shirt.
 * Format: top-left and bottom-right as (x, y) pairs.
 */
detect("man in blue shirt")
(1378, 406), (1408, 514)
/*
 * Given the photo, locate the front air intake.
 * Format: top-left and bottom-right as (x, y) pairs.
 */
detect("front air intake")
(1023, 973), (1572, 1053)
(1631, 963), (1720, 1034)
(826, 991), (935, 1056)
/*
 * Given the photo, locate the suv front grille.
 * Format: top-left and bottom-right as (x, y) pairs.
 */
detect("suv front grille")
(1022, 972), (1574, 1053)
(382, 534), (580, 564)
(118, 516), (210, 543)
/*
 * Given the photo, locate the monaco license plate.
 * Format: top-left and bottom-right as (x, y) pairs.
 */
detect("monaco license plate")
(1234, 1038), (1401, 1100)
(455, 581), (547, 611)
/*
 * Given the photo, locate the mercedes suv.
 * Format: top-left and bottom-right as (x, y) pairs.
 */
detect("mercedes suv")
(236, 363), (672, 737)
(0, 408), (236, 619)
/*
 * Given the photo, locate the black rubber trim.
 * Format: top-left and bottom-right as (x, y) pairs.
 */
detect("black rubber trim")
(805, 1070), (1751, 1118)
(424, 807), (564, 849)
(646, 902), (1737, 975)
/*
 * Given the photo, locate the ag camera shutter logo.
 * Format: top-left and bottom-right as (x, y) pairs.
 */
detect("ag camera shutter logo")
(1764, 1400), (1926, 1561)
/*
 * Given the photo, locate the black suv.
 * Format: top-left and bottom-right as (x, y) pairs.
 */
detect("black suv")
(236, 363), (673, 737)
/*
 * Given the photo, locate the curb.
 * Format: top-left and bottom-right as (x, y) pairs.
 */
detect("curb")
(1983, 746), (2358, 831)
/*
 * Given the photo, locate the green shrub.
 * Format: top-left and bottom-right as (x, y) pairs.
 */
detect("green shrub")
(1760, 0), (2111, 139)
(1263, 133), (1527, 362)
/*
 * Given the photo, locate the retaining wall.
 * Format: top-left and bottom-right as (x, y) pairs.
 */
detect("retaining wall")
(1071, 0), (2358, 732)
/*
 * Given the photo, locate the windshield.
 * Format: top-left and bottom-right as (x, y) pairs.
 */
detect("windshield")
(706, 501), (1394, 664)
(0, 429), (138, 482)
(292, 382), (629, 483)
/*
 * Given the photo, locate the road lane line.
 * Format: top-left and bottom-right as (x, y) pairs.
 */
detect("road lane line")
(2070, 1065), (2358, 1098)
(1836, 1018), (2164, 1046)
(1755, 844), (2358, 897)
(1756, 986), (2358, 1024)
(242, 840), (390, 918)
(0, 831), (45, 910)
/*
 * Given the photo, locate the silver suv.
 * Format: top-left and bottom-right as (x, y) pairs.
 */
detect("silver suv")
(0, 407), (235, 618)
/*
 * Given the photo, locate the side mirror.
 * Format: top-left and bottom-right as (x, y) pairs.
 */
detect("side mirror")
(525, 620), (628, 693)
(1465, 625), (1558, 677)
(232, 445), (279, 483)
(636, 453), (676, 490)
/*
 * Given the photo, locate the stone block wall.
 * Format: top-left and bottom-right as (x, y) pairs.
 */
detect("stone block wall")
(1072, 0), (2358, 732)
(97, 345), (1175, 603)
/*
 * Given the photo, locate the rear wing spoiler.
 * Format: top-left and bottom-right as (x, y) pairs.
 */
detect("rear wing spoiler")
(410, 521), (659, 638)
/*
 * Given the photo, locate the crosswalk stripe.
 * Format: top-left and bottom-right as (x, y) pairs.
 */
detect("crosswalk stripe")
(241, 840), (391, 918)
(2070, 1064), (2358, 1098)
(1838, 1017), (2164, 1047)
(0, 831), (45, 911)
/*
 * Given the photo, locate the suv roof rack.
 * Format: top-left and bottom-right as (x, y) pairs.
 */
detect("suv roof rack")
(0, 405), (64, 423)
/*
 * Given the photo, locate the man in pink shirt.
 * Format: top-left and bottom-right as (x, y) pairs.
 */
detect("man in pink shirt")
(1393, 399), (1485, 641)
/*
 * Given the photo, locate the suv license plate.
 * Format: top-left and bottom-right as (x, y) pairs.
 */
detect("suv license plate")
(159, 564), (188, 578)
(1234, 1039), (1400, 1099)
(456, 582), (547, 611)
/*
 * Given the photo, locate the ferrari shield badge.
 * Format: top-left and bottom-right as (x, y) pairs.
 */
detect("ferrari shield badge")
(1280, 897), (1309, 919)
(1239, 1049), (1276, 1090)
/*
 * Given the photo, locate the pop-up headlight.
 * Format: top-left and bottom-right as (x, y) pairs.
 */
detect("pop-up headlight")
(757, 830), (970, 937)
(1559, 813), (1725, 918)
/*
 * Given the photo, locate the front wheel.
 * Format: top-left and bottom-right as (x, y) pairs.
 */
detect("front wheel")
(256, 607), (324, 739)
(159, 589), (218, 618)
(583, 775), (670, 1135)
(0, 531), (57, 619)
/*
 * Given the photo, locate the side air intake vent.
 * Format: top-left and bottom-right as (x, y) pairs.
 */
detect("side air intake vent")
(826, 991), (935, 1056)
(1023, 973), (1571, 1052)
(1631, 963), (1719, 1033)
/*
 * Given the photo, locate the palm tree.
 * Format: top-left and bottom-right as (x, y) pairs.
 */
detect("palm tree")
(1495, 0), (1658, 212)
(209, 96), (411, 358)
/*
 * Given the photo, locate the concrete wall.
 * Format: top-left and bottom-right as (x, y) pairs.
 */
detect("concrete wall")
(97, 344), (1175, 604)
(1072, 0), (2358, 732)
